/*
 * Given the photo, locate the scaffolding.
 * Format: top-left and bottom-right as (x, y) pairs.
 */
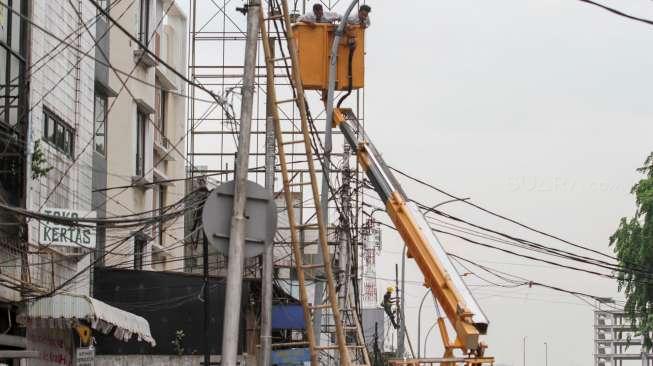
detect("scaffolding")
(185, 0), (369, 362)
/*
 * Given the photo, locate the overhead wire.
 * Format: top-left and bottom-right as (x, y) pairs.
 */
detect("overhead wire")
(36, 0), (180, 213)
(16, 189), (206, 299)
(387, 165), (618, 261)
(577, 0), (653, 27)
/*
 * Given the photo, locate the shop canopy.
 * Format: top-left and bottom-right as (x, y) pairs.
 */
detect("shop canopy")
(20, 293), (155, 346)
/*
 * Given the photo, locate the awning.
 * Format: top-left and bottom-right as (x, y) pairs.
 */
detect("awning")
(19, 293), (156, 346)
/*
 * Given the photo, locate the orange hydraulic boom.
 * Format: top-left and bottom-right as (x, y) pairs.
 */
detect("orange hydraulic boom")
(334, 108), (494, 364)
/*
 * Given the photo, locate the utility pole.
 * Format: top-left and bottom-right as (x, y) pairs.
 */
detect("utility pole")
(221, 2), (260, 365)
(374, 322), (380, 366)
(316, 1), (361, 347)
(259, 31), (276, 366)
(340, 145), (351, 306)
(203, 231), (210, 366)
(395, 263), (403, 356)
(398, 245), (406, 357)
(523, 336), (527, 366)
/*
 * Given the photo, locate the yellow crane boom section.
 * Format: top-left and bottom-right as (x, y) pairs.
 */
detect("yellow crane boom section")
(335, 108), (489, 355)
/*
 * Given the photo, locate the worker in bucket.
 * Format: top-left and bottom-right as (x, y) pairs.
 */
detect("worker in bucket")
(298, 3), (342, 25)
(382, 286), (399, 329)
(346, 4), (371, 28)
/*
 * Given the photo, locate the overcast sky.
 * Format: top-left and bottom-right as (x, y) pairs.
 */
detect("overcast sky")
(365, 1), (653, 365)
(181, 0), (653, 365)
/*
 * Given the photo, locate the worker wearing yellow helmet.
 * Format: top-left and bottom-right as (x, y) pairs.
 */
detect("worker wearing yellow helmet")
(381, 286), (398, 329)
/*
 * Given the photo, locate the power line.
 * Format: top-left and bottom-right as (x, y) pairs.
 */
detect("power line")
(577, 0), (653, 27)
(14, 0), (134, 90)
(20, 190), (201, 300)
(0, 194), (205, 228)
(67, 0), (197, 173)
(366, 211), (634, 284)
(449, 253), (616, 304)
(414, 199), (653, 278)
(388, 165), (617, 261)
(88, 0), (236, 115)
(36, 0), (180, 212)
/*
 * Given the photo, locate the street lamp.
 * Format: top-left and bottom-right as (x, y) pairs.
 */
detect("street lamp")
(544, 342), (548, 366)
(523, 336), (527, 366)
(423, 320), (438, 358)
(418, 289), (443, 358)
(417, 289), (433, 358)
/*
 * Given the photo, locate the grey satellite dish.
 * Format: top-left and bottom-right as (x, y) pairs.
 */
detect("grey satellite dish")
(202, 180), (277, 258)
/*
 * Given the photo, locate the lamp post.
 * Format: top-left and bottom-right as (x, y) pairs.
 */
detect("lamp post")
(401, 197), (470, 357)
(544, 342), (548, 366)
(523, 336), (527, 366)
(417, 289), (432, 358)
(423, 321), (438, 357)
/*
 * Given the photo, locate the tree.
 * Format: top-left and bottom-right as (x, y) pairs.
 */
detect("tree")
(31, 140), (52, 179)
(611, 152), (653, 350)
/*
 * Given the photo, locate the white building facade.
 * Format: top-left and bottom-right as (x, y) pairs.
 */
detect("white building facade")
(103, 0), (187, 271)
(25, 0), (97, 296)
(595, 308), (653, 366)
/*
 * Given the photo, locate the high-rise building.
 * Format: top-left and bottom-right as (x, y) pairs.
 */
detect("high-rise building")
(595, 307), (653, 366)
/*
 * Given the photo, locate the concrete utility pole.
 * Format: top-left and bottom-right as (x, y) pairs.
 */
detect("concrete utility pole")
(221, 2), (260, 365)
(417, 289), (435, 358)
(259, 33), (276, 366)
(340, 145), (352, 306)
(523, 336), (527, 366)
(315, 0), (361, 345)
(398, 245), (406, 356)
(395, 263), (402, 356)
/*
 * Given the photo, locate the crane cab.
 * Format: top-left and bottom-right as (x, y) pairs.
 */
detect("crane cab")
(292, 23), (365, 90)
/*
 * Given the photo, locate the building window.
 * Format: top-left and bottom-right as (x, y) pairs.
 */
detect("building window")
(134, 236), (146, 270)
(43, 108), (74, 158)
(157, 185), (166, 246)
(0, 0), (27, 128)
(96, 0), (109, 17)
(159, 89), (166, 135)
(154, 80), (167, 146)
(135, 111), (146, 176)
(94, 93), (107, 156)
(138, 0), (150, 44)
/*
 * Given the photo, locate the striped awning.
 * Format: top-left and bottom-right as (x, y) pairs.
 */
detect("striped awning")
(19, 293), (155, 346)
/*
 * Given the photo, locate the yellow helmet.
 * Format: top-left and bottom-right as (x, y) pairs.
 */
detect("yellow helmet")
(387, 286), (395, 293)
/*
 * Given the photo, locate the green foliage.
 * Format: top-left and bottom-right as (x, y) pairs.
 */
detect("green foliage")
(611, 152), (653, 350)
(171, 329), (185, 356)
(31, 140), (52, 180)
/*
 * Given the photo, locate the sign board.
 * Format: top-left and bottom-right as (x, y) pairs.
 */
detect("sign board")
(75, 347), (95, 366)
(39, 208), (96, 249)
(27, 326), (73, 366)
(202, 180), (277, 258)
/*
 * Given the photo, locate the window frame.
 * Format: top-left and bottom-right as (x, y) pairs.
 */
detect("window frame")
(159, 88), (166, 137)
(93, 92), (107, 156)
(157, 185), (166, 246)
(0, 0), (28, 129)
(134, 236), (145, 270)
(135, 110), (147, 176)
(43, 108), (74, 158)
(138, 0), (150, 44)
